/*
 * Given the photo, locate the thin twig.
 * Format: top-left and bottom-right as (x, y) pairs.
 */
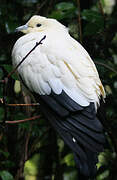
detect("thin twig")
(98, 0), (105, 17)
(3, 77), (8, 123)
(0, 80), (5, 83)
(98, 0), (106, 29)
(24, 124), (33, 161)
(7, 35), (46, 79)
(5, 115), (41, 124)
(36, 0), (48, 14)
(46, 0), (54, 15)
(77, 0), (82, 43)
(0, 99), (39, 106)
(95, 61), (117, 74)
(6, 103), (39, 107)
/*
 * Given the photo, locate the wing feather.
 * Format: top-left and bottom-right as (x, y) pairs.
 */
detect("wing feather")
(12, 32), (105, 107)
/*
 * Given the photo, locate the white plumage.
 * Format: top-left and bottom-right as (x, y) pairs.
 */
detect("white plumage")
(12, 15), (106, 178)
(12, 16), (105, 108)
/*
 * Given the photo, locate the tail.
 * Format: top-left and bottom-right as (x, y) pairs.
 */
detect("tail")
(34, 91), (105, 178)
(74, 151), (98, 179)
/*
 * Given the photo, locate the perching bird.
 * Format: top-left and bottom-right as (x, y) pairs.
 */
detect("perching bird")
(12, 15), (106, 179)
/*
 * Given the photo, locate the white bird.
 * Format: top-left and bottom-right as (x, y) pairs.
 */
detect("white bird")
(12, 15), (106, 179)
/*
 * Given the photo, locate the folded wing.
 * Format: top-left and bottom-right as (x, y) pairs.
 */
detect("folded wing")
(12, 32), (106, 177)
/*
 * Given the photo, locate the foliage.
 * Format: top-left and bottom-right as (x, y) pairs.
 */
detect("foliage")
(0, 0), (117, 180)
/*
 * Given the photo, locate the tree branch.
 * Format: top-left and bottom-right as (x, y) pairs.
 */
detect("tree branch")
(5, 115), (41, 124)
(95, 61), (117, 75)
(98, 0), (106, 29)
(98, 0), (105, 18)
(7, 103), (39, 106)
(77, 0), (82, 43)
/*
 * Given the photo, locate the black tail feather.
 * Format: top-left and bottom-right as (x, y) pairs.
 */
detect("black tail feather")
(39, 103), (105, 177)
(74, 150), (98, 179)
(34, 92), (105, 178)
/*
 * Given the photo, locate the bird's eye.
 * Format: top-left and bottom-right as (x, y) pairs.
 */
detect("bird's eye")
(36, 23), (42, 27)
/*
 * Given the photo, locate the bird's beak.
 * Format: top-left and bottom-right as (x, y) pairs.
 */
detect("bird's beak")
(15, 24), (28, 32)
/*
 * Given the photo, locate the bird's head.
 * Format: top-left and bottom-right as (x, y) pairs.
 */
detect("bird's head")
(16, 15), (67, 34)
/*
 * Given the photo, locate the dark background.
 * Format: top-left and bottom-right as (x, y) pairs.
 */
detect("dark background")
(0, 0), (117, 179)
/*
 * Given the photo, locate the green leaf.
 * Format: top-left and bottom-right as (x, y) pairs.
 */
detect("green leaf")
(0, 150), (9, 158)
(48, 11), (65, 20)
(5, 21), (18, 34)
(1, 160), (15, 168)
(14, 80), (21, 94)
(83, 22), (103, 36)
(2, 65), (18, 80)
(82, 10), (104, 35)
(82, 10), (103, 22)
(49, 2), (76, 20)
(62, 153), (75, 167)
(2, 65), (12, 73)
(64, 170), (77, 180)
(0, 171), (14, 180)
(24, 154), (40, 176)
(56, 2), (75, 11)
(58, 138), (64, 152)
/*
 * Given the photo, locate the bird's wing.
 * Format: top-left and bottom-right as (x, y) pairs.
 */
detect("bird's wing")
(44, 33), (105, 106)
(56, 35), (105, 104)
(67, 37), (105, 98)
(12, 32), (105, 107)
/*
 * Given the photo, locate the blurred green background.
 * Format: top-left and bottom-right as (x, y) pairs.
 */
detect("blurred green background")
(0, 0), (117, 179)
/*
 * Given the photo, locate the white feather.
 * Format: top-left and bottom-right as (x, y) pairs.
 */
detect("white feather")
(12, 17), (105, 108)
